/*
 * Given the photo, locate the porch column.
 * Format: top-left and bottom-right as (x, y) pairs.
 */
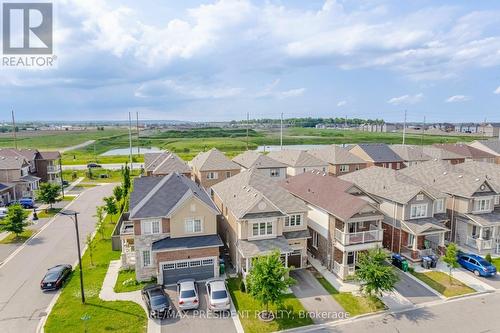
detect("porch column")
(412, 235), (418, 251)
(285, 253), (288, 267)
(439, 233), (445, 247)
(245, 257), (249, 272)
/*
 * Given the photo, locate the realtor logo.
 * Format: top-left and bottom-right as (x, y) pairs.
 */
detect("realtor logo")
(2, 2), (53, 54)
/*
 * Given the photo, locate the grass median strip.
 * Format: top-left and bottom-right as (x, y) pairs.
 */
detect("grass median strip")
(37, 208), (62, 219)
(0, 229), (34, 244)
(410, 271), (475, 297)
(44, 213), (147, 333)
(227, 277), (313, 333)
(314, 274), (385, 316)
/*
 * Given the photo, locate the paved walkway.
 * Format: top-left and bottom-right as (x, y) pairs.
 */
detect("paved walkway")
(100, 260), (161, 333)
(290, 270), (345, 324)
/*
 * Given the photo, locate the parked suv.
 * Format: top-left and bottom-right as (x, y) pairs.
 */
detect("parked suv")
(18, 197), (35, 208)
(458, 253), (497, 277)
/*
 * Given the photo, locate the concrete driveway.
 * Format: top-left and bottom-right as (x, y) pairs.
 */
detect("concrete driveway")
(459, 267), (500, 289)
(290, 269), (346, 324)
(393, 269), (441, 304)
(161, 283), (237, 333)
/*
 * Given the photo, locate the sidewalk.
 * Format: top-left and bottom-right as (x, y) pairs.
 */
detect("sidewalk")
(100, 260), (161, 333)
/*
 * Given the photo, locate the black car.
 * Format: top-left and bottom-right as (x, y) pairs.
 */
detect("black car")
(142, 285), (172, 319)
(86, 163), (102, 168)
(40, 264), (72, 291)
(62, 180), (70, 187)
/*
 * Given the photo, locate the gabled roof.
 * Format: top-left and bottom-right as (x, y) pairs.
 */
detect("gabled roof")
(0, 156), (28, 170)
(211, 169), (307, 219)
(433, 144), (495, 160)
(232, 151), (287, 169)
(449, 161), (500, 193)
(144, 151), (191, 175)
(129, 173), (217, 219)
(351, 143), (404, 163)
(419, 146), (465, 160)
(470, 139), (500, 155)
(307, 145), (366, 164)
(267, 150), (327, 168)
(191, 148), (240, 172)
(38, 151), (61, 160)
(0, 148), (39, 161)
(280, 172), (381, 221)
(389, 145), (432, 162)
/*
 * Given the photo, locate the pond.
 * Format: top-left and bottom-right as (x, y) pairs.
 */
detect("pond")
(255, 144), (330, 152)
(100, 147), (161, 156)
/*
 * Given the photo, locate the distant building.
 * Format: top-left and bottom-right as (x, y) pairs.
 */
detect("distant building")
(478, 123), (500, 138)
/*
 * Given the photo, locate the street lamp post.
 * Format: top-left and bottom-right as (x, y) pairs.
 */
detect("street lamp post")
(61, 210), (85, 304)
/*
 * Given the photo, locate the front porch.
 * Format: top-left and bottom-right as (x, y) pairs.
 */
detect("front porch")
(457, 214), (500, 254)
(400, 232), (445, 261)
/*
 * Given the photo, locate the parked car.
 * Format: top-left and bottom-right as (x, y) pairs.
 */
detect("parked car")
(40, 264), (72, 291)
(177, 279), (199, 310)
(0, 207), (7, 219)
(18, 197), (35, 208)
(206, 279), (231, 312)
(458, 253), (497, 277)
(62, 180), (69, 187)
(141, 285), (173, 319)
(86, 163), (102, 168)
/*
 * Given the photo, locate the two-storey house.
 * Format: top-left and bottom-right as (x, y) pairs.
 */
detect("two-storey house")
(127, 173), (222, 285)
(280, 171), (384, 280)
(389, 145), (432, 167)
(143, 151), (191, 177)
(434, 144), (496, 164)
(0, 156), (40, 200)
(0, 148), (61, 183)
(190, 148), (241, 189)
(308, 145), (367, 175)
(468, 139), (500, 164)
(349, 143), (405, 170)
(232, 151), (287, 180)
(267, 150), (328, 177)
(419, 146), (466, 165)
(212, 169), (309, 278)
(400, 161), (500, 255)
(341, 166), (449, 261)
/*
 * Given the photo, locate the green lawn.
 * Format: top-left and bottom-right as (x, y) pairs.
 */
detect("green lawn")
(63, 169), (142, 184)
(0, 229), (34, 244)
(315, 274), (385, 316)
(114, 269), (153, 293)
(410, 271), (475, 297)
(491, 258), (500, 271)
(44, 213), (147, 333)
(58, 195), (77, 202)
(37, 208), (62, 218)
(227, 277), (313, 333)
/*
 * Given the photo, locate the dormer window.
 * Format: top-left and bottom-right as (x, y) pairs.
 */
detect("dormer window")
(285, 214), (302, 227)
(410, 203), (427, 219)
(473, 198), (491, 213)
(494, 195), (500, 205)
(416, 194), (424, 201)
(270, 168), (281, 177)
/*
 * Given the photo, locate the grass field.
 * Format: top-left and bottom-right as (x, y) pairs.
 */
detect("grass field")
(0, 229), (34, 244)
(114, 269), (153, 293)
(62, 169), (142, 183)
(410, 271), (475, 297)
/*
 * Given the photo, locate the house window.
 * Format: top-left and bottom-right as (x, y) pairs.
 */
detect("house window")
(339, 165), (349, 173)
(285, 214), (302, 227)
(434, 199), (445, 213)
(142, 219), (161, 235)
(474, 199), (491, 212)
(494, 196), (500, 205)
(322, 167), (326, 172)
(355, 165), (360, 171)
(347, 251), (355, 265)
(410, 204), (427, 219)
(396, 163), (401, 170)
(312, 231), (318, 249)
(416, 194), (424, 201)
(207, 172), (218, 180)
(407, 234), (415, 247)
(185, 218), (203, 233)
(142, 250), (151, 267)
(251, 221), (273, 237)
(270, 168), (281, 177)
(226, 171), (231, 178)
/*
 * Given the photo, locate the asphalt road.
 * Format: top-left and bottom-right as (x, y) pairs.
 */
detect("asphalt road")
(0, 184), (114, 333)
(62, 163), (143, 171)
(302, 292), (500, 333)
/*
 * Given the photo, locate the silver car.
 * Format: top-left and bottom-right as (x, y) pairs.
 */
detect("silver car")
(177, 279), (199, 310)
(206, 279), (231, 311)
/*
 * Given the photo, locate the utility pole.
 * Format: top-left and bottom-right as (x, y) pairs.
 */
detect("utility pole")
(420, 116), (426, 146)
(136, 112), (140, 156)
(345, 115), (347, 128)
(246, 112), (249, 151)
(402, 109), (407, 145)
(280, 112), (283, 150)
(128, 112), (133, 169)
(11, 110), (17, 149)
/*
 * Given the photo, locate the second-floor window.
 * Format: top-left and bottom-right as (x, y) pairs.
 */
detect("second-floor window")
(270, 168), (281, 177)
(185, 218), (203, 233)
(434, 199), (445, 213)
(252, 221), (273, 237)
(410, 204), (427, 219)
(207, 172), (218, 179)
(494, 196), (500, 205)
(142, 219), (160, 235)
(473, 199), (491, 212)
(285, 214), (302, 227)
(339, 165), (349, 173)
(226, 171), (231, 178)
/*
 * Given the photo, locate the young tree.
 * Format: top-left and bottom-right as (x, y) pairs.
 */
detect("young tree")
(36, 182), (60, 210)
(94, 206), (105, 240)
(103, 197), (118, 223)
(86, 234), (95, 266)
(355, 249), (398, 297)
(113, 186), (123, 211)
(246, 250), (295, 319)
(122, 163), (131, 198)
(1, 204), (29, 237)
(443, 243), (459, 283)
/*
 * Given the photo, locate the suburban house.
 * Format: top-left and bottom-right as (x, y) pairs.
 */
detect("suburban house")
(280, 171), (384, 280)
(0, 183), (15, 206)
(211, 169), (309, 278)
(349, 143), (405, 170)
(307, 145), (367, 175)
(125, 173), (223, 285)
(267, 150), (328, 177)
(433, 144), (496, 164)
(418, 146), (466, 165)
(478, 123), (500, 138)
(190, 148), (241, 189)
(232, 151), (287, 180)
(143, 151), (191, 177)
(0, 156), (40, 201)
(400, 161), (500, 255)
(389, 145), (432, 167)
(0, 148), (61, 183)
(469, 139), (500, 164)
(340, 166), (449, 261)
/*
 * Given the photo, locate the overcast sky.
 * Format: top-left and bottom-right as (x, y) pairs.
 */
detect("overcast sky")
(2, 0), (500, 123)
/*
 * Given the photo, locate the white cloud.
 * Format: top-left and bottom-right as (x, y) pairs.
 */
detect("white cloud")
(256, 79), (305, 99)
(494, 86), (500, 94)
(135, 79), (243, 99)
(337, 100), (347, 107)
(387, 93), (423, 105)
(445, 95), (470, 103)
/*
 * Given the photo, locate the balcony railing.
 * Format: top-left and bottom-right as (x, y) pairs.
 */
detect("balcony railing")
(466, 236), (493, 251)
(333, 261), (355, 278)
(335, 229), (382, 245)
(47, 165), (61, 173)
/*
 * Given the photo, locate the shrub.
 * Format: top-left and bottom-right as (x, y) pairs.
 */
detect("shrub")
(239, 279), (246, 293)
(486, 253), (492, 263)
